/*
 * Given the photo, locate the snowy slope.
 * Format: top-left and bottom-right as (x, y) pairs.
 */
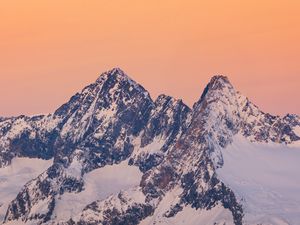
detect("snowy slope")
(0, 157), (53, 221)
(140, 204), (234, 225)
(139, 185), (234, 225)
(217, 135), (300, 225)
(54, 161), (142, 222)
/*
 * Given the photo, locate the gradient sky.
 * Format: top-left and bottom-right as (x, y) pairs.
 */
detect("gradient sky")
(0, 0), (299, 116)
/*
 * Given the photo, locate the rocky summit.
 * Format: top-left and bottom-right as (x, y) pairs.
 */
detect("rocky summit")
(0, 68), (299, 225)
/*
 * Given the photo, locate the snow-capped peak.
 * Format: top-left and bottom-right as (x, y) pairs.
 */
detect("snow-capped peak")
(189, 75), (300, 167)
(96, 67), (127, 82)
(95, 67), (141, 90)
(54, 67), (154, 147)
(196, 75), (235, 106)
(208, 75), (231, 87)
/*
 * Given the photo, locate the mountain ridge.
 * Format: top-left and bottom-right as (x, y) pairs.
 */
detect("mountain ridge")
(0, 68), (299, 225)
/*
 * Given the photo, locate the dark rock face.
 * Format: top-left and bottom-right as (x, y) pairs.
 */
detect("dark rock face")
(53, 68), (155, 172)
(140, 94), (191, 151)
(0, 115), (59, 167)
(77, 201), (154, 225)
(1, 70), (299, 225)
(131, 94), (192, 172)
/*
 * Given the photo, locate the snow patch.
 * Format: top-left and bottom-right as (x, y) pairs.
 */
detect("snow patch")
(131, 135), (167, 159)
(291, 126), (300, 147)
(294, 125), (300, 137)
(65, 155), (83, 179)
(139, 136), (166, 154)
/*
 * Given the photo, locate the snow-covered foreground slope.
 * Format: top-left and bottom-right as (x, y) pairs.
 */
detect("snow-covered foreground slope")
(217, 135), (300, 225)
(139, 186), (234, 225)
(0, 157), (53, 221)
(54, 161), (143, 222)
(168, 205), (234, 225)
(140, 204), (234, 225)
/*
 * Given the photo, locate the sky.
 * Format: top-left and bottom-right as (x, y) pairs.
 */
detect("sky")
(0, 0), (299, 116)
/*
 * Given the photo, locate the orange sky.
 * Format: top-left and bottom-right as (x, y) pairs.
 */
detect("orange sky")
(0, 0), (299, 116)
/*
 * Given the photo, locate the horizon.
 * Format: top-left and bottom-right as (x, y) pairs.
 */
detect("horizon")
(0, 1), (299, 116)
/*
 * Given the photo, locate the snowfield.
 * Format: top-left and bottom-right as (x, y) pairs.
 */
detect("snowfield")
(54, 160), (143, 222)
(217, 135), (300, 225)
(140, 185), (234, 225)
(0, 157), (53, 221)
(140, 204), (234, 225)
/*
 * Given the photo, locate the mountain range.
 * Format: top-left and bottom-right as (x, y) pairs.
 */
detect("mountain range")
(0, 68), (299, 225)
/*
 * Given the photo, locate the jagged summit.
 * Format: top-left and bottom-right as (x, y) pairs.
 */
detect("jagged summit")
(206, 74), (233, 91)
(96, 67), (132, 83)
(98, 67), (125, 76)
(195, 74), (236, 109)
(110, 67), (125, 74)
(93, 67), (150, 100)
(55, 67), (151, 114)
(210, 74), (230, 83)
(155, 94), (190, 110)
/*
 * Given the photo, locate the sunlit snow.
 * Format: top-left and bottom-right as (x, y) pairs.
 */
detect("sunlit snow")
(217, 135), (300, 225)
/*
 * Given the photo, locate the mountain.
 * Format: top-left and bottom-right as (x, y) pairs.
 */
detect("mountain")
(0, 68), (299, 225)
